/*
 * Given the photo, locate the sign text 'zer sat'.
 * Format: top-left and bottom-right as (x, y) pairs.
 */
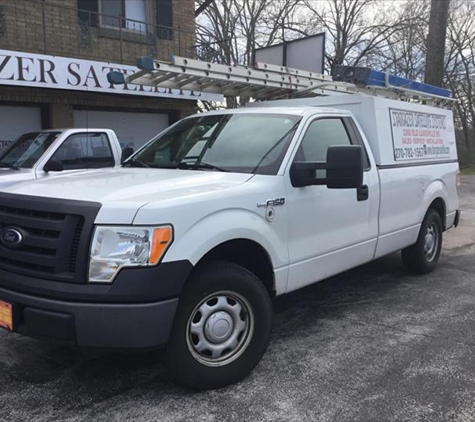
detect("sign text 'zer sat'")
(0, 49), (222, 102)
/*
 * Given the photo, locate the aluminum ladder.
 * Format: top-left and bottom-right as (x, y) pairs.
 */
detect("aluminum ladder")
(107, 56), (456, 107)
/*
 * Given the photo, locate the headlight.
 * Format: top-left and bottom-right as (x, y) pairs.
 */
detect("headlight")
(89, 225), (173, 283)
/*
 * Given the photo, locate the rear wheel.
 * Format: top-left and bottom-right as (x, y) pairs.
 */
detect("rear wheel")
(402, 208), (443, 274)
(167, 261), (273, 390)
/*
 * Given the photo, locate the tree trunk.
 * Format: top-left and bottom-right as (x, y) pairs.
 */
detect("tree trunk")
(424, 0), (450, 87)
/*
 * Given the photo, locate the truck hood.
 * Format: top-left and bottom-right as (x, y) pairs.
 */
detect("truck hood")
(3, 168), (253, 223)
(0, 168), (35, 189)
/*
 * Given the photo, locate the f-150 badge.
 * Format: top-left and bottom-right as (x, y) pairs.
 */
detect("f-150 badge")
(257, 198), (285, 222)
(257, 198), (286, 208)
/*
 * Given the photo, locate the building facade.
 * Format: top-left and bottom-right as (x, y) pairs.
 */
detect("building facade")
(0, 0), (203, 150)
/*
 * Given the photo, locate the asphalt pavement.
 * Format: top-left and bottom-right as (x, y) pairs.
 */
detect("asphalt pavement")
(1, 177), (475, 422)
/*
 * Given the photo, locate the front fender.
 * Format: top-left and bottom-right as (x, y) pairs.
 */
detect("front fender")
(163, 208), (288, 270)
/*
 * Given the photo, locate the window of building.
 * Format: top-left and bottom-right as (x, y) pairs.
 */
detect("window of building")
(77, 0), (173, 38)
(100, 0), (147, 32)
(77, 0), (100, 26)
(125, 0), (147, 30)
(156, 0), (173, 39)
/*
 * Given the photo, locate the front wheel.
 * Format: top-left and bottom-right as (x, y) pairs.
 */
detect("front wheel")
(402, 208), (443, 274)
(167, 261), (273, 390)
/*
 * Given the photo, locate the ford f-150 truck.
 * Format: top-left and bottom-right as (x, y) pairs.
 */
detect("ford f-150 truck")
(0, 94), (460, 390)
(0, 129), (132, 189)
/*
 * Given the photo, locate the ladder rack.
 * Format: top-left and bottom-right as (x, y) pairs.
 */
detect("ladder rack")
(107, 56), (456, 108)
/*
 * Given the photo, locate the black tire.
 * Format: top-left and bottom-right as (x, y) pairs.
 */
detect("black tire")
(402, 208), (443, 274)
(167, 260), (273, 390)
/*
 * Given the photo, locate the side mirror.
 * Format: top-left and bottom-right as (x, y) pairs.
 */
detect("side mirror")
(43, 160), (64, 173)
(121, 147), (134, 163)
(326, 145), (364, 189)
(290, 145), (364, 189)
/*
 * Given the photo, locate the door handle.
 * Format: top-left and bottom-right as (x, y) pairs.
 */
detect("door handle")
(357, 185), (369, 201)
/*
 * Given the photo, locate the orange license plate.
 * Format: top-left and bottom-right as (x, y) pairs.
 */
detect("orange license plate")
(0, 300), (13, 331)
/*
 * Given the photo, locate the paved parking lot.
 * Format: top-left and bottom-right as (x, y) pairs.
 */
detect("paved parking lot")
(1, 177), (475, 422)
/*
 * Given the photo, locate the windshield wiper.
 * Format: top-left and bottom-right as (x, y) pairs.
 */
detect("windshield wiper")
(177, 162), (228, 172)
(122, 159), (150, 168)
(0, 162), (19, 170)
(123, 159), (227, 172)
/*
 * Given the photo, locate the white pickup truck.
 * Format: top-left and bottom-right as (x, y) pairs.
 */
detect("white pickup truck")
(0, 129), (131, 189)
(0, 94), (460, 390)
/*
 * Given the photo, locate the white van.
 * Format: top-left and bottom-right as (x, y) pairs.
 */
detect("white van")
(0, 94), (460, 390)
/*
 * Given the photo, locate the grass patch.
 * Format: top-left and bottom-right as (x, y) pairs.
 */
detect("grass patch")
(460, 166), (475, 176)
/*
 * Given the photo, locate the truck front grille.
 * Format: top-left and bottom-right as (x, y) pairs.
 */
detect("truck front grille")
(0, 194), (101, 283)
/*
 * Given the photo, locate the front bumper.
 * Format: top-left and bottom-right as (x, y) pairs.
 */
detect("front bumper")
(0, 286), (178, 349)
(0, 260), (193, 349)
(0, 260), (193, 303)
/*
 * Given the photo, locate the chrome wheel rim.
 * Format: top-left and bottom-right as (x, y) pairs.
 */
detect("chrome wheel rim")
(424, 223), (439, 262)
(186, 291), (254, 367)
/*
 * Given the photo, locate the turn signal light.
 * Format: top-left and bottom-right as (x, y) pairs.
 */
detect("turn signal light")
(150, 227), (173, 265)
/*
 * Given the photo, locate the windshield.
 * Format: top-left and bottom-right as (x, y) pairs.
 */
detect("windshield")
(0, 132), (61, 169)
(127, 113), (301, 174)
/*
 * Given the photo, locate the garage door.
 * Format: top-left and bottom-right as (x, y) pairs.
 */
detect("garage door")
(74, 110), (169, 150)
(0, 106), (42, 150)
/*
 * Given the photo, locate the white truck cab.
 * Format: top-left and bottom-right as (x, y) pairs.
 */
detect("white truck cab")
(0, 95), (460, 390)
(0, 128), (127, 190)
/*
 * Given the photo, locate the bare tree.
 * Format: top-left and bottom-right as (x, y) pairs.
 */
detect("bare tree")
(193, 0), (475, 141)
(425, 0), (450, 87)
(300, 0), (415, 73)
(445, 0), (475, 158)
(195, 0), (303, 107)
(196, 0), (303, 65)
(195, 0), (216, 17)
(372, 0), (429, 80)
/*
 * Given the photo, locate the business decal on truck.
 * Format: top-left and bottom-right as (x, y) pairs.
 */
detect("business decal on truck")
(389, 108), (454, 161)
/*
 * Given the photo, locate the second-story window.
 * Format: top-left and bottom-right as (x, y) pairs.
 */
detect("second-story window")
(78, 0), (173, 38)
(156, 0), (173, 39)
(100, 0), (147, 32)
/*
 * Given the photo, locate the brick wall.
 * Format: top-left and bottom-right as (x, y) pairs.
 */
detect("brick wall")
(0, 0), (196, 64)
(0, 0), (198, 129)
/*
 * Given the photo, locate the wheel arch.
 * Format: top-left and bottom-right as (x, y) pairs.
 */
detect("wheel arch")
(428, 197), (446, 229)
(421, 179), (449, 230)
(163, 208), (287, 296)
(193, 239), (276, 297)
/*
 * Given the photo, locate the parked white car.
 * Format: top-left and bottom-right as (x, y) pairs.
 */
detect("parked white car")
(0, 94), (460, 390)
(0, 128), (130, 189)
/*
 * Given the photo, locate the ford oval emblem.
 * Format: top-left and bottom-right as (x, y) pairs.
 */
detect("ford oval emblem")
(1, 228), (23, 248)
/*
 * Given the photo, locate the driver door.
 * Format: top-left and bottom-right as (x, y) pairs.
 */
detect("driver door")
(285, 116), (379, 293)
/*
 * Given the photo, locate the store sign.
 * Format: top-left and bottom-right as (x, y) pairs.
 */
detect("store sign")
(0, 49), (223, 102)
(389, 108), (454, 161)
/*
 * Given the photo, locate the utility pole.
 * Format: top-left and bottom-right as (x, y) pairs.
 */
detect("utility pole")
(424, 0), (450, 87)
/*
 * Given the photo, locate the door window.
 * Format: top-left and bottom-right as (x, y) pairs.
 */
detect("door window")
(295, 118), (352, 178)
(50, 133), (114, 170)
(297, 118), (352, 162)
